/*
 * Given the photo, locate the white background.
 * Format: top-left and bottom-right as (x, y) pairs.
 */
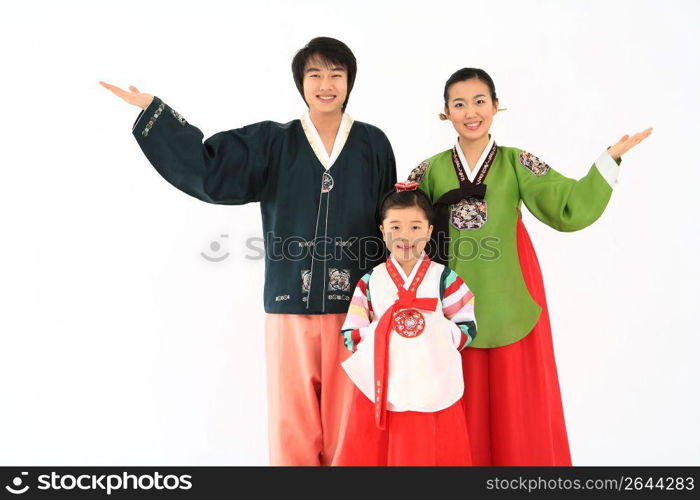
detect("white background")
(1, 0), (698, 465)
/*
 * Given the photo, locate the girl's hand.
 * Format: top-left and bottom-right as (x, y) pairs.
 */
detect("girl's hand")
(607, 127), (653, 160)
(98, 81), (154, 110)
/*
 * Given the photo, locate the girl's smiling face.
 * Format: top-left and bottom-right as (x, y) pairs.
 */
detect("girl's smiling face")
(380, 205), (433, 264)
(445, 78), (498, 142)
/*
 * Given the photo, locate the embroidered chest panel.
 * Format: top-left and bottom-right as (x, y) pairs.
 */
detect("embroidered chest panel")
(328, 268), (351, 292)
(450, 197), (488, 230)
(393, 309), (427, 338)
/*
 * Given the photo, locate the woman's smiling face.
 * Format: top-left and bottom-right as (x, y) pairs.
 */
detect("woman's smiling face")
(444, 78), (498, 141)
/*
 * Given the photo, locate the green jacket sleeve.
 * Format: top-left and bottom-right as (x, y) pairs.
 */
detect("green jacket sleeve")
(131, 95), (279, 205)
(514, 148), (621, 232)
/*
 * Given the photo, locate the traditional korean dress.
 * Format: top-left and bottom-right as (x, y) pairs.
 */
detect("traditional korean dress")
(408, 135), (621, 465)
(131, 97), (397, 465)
(335, 252), (478, 466)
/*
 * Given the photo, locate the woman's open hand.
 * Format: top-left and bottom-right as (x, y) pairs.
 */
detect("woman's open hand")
(607, 127), (653, 160)
(99, 81), (154, 110)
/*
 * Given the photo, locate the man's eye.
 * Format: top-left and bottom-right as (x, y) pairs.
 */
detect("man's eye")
(391, 226), (399, 230)
(476, 99), (485, 104)
(454, 103), (463, 108)
(412, 226), (420, 230)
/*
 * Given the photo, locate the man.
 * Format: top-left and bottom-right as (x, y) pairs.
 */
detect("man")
(100, 37), (396, 465)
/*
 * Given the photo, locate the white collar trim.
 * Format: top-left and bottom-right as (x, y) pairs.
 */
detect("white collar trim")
(454, 135), (495, 182)
(390, 251), (427, 289)
(301, 111), (354, 170)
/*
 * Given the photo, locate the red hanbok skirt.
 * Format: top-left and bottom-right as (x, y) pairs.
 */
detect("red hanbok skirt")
(335, 388), (472, 466)
(460, 216), (572, 465)
(336, 216), (571, 466)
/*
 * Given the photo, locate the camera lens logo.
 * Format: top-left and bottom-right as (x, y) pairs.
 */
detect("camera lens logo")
(5, 472), (29, 495)
(201, 234), (230, 262)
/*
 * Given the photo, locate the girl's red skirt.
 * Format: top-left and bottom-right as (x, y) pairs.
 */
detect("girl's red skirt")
(335, 391), (472, 466)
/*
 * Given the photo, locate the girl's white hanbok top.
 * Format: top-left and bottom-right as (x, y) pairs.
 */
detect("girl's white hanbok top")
(340, 252), (477, 422)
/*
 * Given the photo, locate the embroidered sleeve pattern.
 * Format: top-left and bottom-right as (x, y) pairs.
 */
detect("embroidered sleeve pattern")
(136, 102), (187, 137)
(519, 151), (550, 176)
(131, 96), (276, 205)
(340, 272), (374, 352)
(139, 101), (165, 137)
(440, 267), (477, 351)
(514, 148), (620, 232)
(413, 157), (435, 205)
(407, 159), (430, 184)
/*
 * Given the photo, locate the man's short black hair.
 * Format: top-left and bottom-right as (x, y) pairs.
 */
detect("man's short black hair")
(291, 37), (357, 111)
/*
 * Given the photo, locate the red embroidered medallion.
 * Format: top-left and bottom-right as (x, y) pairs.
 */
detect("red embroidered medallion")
(393, 309), (426, 338)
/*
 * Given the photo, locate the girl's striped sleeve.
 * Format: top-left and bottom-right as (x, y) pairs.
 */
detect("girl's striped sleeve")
(340, 271), (374, 352)
(440, 267), (477, 350)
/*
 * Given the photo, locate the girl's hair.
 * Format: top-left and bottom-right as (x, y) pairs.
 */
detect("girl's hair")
(378, 189), (433, 225)
(440, 68), (498, 120)
(291, 37), (357, 112)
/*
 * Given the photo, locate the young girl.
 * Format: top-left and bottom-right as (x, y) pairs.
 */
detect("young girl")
(409, 68), (652, 465)
(335, 182), (477, 466)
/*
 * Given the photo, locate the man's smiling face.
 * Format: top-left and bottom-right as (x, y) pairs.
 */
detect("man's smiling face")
(302, 55), (348, 115)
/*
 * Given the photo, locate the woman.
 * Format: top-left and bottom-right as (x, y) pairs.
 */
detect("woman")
(409, 68), (651, 465)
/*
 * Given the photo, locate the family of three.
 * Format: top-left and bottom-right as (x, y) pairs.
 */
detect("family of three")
(100, 36), (651, 466)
